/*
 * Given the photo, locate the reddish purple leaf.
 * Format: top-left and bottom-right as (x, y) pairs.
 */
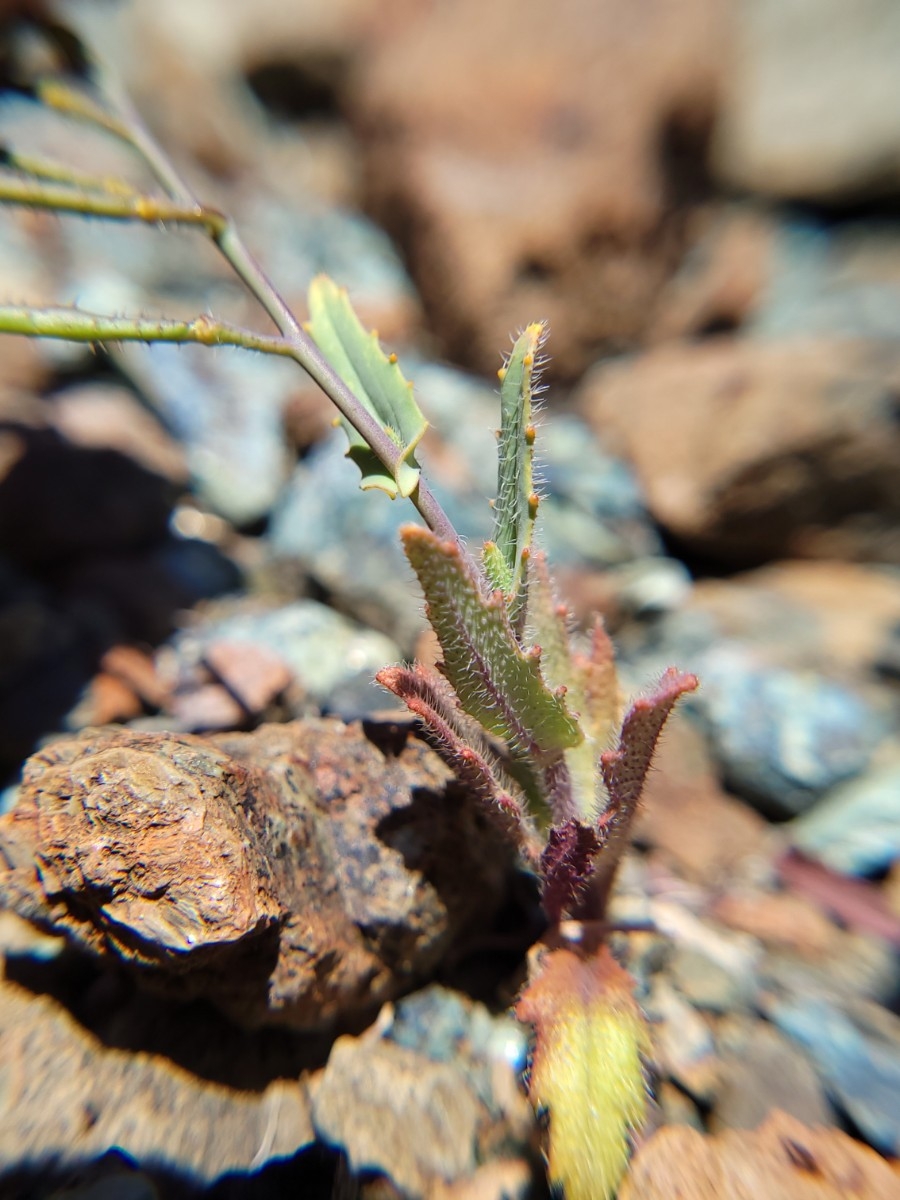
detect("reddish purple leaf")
(591, 668), (699, 908)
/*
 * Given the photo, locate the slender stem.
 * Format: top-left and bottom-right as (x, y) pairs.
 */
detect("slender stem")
(0, 174), (226, 231)
(0, 147), (139, 195)
(20, 68), (472, 555)
(96, 70), (471, 555)
(0, 304), (293, 355)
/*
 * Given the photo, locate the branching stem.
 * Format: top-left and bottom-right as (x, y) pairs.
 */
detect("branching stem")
(0, 304), (293, 355)
(25, 71), (469, 557)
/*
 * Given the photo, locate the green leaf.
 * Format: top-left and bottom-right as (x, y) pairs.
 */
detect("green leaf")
(305, 275), (427, 498)
(401, 525), (583, 760)
(487, 322), (545, 619)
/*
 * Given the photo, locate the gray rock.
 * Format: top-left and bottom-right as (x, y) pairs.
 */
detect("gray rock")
(167, 599), (400, 710)
(687, 644), (884, 818)
(669, 944), (752, 1014)
(789, 756), (900, 876)
(710, 1020), (832, 1133)
(749, 216), (900, 344)
(769, 995), (900, 1155)
(714, 0), (900, 201)
(120, 343), (296, 527)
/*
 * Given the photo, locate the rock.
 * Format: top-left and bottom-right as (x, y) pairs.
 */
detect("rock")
(118, 343), (296, 527)
(164, 598), (400, 713)
(45, 382), (189, 485)
(0, 977), (314, 1181)
(0, 720), (518, 1030)
(684, 561), (900, 682)
(710, 1020), (832, 1133)
(789, 755), (900, 876)
(711, 890), (839, 960)
(775, 852), (900, 950)
(768, 994), (900, 1156)
(632, 714), (770, 886)
(312, 989), (533, 1198)
(649, 900), (759, 1013)
(203, 639), (292, 714)
(645, 979), (719, 1101)
(352, 0), (726, 377)
(648, 203), (776, 342)
(748, 215), (900, 344)
(687, 643), (884, 818)
(620, 1110), (900, 1200)
(713, 0), (900, 202)
(668, 944), (751, 1014)
(579, 337), (900, 566)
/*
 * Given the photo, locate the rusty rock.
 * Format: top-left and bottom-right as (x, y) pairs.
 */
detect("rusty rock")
(0, 719), (516, 1030)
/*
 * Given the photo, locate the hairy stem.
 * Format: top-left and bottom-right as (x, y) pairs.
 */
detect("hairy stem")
(0, 305), (293, 355)
(41, 71), (469, 556)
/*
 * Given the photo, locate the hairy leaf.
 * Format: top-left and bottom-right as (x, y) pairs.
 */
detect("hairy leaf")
(401, 526), (583, 763)
(305, 276), (427, 498)
(486, 322), (545, 622)
(592, 668), (699, 905)
(517, 946), (651, 1200)
(376, 663), (536, 853)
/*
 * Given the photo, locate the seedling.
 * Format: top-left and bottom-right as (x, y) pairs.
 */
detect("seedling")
(0, 17), (697, 1199)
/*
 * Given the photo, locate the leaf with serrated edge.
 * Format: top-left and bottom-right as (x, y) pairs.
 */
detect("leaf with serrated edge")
(517, 946), (651, 1200)
(401, 525), (583, 762)
(487, 322), (545, 621)
(305, 275), (427, 498)
(591, 667), (699, 906)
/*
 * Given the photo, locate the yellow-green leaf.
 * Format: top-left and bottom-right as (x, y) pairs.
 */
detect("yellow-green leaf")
(517, 946), (651, 1200)
(305, 275), (427, 498)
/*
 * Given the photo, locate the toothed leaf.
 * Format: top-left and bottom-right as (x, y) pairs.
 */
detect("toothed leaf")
(592, 668), (699, 906)
(401, 525), (583, 761)
(517, 946), (651, 1200)
(489, 322), (544, 620)
(305, 275), (426, 498)
(376, 663), (532, 847)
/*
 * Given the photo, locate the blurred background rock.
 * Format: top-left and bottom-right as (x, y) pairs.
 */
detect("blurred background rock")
(0, 0), (899, 1195)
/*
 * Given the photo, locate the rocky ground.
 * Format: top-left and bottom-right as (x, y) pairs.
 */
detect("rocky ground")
(0, 1), (899, 1197)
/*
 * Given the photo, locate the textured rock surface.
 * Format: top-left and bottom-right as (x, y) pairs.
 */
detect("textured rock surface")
(0, 720), (516, 1029)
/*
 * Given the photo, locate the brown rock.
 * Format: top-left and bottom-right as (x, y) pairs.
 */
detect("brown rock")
(648, 204), (775, 342)
(65, 671), (144, 729)
(0, 977), (314, 1180)
(352, 0), (726, 377)
(312, 1036), (485, 1196)
(100, 643), (168, 709)
(686, 561), (900, 680)
(620, 1110), (900, 1199)
(711, 890), (838, 960)
(203, 639), (292, 714)
(712, 0), (900, 203)
(710, 1021), (832, 1134)
(633, 715), (769, 886)
(580, 337), (900, 565)
(47, 383), (188, 484)
(0, 720), (516, 1030)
